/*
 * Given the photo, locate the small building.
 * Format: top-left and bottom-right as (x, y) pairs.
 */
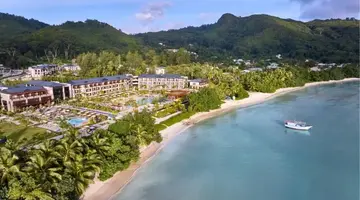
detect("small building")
(266, 63), (279, 69)
(28, 64), (57, 78)
(310, 67), (321, 72)
(61, 64), (80, 71)
(244, 60), (252, 66)
(247, 67), (263, 72)
(233, 59), (244, 65)
(155, 66), (166, 75)
(188, 79), (208, 89)
(167, 90), (189, 100)
(0, 86), (52, 112)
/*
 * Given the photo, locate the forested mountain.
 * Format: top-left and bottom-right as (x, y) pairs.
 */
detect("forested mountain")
(0, 13), (48, 40)
(0, 12), (358, 68)
(136, 13), (359, 63)
(0, 13), (141, 68)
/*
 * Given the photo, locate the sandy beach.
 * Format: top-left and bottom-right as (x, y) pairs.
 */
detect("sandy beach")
(82, 78), (359, 200)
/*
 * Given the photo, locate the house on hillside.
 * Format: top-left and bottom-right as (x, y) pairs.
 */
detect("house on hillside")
(61, 64), (80, 71)
(310, 67), (321, 72)
(188, 79), (208, 89)
(155, 66), (166, 75)
(28, 64), (57, 78)
(266, 63), (279, 69)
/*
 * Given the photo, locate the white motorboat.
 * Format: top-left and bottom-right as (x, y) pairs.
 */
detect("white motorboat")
(284, 120), (312, 131)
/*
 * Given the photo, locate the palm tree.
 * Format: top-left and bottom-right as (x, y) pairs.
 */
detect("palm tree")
(64, 155), (100, 195)
(55, 139), (82, 163)
(0, 147), (20, 184)
(37, 140), (62, 159)
(23, 154), (62, 186)
(88, 130), (110, 157)
(4, 139), (20, 152)
(132, 124), (148, 146)
(8, 184), (54, 200)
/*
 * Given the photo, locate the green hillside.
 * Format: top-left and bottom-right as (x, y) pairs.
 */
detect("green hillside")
(136, 14), (359, 63)
(0, 12), (358, 68)
(0, 13), (141, 68)
(0, 13), (48, 40)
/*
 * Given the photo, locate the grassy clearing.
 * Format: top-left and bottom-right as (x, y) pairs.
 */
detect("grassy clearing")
(0, 122), (54, 145)
(155, 112), (195, 131)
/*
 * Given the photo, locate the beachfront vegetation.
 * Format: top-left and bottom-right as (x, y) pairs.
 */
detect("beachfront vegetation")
(154, 101), (185, 118)
(155, 112), (195, 131)
(187, 88), (222, 112)
(166, 63), (359, 94)
(0, 109), (161, 199)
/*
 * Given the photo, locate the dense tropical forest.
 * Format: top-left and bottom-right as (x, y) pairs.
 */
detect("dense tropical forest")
(0, 12), (359, 68)
(137, 14), (359, 63)
(0, 110), (161, 199)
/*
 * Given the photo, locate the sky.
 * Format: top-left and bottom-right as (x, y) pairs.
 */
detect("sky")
(0, 0), (359, 34)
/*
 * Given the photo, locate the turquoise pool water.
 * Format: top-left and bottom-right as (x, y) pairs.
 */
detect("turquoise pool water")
(67, 118), (87, 127)
(136, 97), (155, 105)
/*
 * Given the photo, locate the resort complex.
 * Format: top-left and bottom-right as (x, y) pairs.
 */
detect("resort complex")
(0, 73), (190, 112)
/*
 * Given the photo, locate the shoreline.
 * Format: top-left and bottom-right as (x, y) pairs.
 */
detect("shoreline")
(82, 78), (359, 200)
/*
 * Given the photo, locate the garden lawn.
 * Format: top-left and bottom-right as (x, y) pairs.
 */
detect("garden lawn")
(155, 112), (195, 131)
(0, 122), (50, 145)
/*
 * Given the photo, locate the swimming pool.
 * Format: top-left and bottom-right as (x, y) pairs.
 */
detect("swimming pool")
(136, 97), (154, 105)
(67, 118), (87, 127)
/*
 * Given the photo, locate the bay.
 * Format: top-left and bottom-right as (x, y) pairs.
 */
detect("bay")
(116, 82), (360, 200)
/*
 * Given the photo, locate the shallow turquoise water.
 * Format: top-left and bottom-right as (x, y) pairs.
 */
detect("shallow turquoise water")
(67, 118), (87, 127)
(116, 82), (359, 200)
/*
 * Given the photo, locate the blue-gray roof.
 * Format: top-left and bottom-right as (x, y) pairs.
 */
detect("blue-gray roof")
(1, 86), (46, 94)
(69, 75), (130, 86)
(26, 80), (64, 87)
(189, 79), (206, 83)
(32, 64), (57, 69)
(138, 74), (184, 79)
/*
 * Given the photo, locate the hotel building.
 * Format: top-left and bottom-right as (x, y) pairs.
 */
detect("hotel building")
(0, 80), (73, 112)
(0, 86), (52, 112)
(137, 74), (187, 90)
(26, 80), (72, 101)
(68, 75), (132, 98)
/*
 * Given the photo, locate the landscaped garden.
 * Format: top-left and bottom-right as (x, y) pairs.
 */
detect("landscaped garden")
(0, 121), (55, 146)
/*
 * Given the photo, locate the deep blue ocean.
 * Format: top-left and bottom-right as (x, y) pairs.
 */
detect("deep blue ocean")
(116, 82), (360, 200)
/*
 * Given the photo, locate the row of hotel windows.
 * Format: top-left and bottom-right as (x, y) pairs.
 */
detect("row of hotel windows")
(10, 92), (49, 99)
(138, 78), (184, 81)
(73, 82), (130, 89)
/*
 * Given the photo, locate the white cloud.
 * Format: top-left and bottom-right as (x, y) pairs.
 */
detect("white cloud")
(292, 0), (360, 19)
(135, 1), (171, 24)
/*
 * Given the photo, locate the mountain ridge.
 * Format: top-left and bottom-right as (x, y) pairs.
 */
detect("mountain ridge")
(0, 12), (358, 67)
(136, 13), (359, 63)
